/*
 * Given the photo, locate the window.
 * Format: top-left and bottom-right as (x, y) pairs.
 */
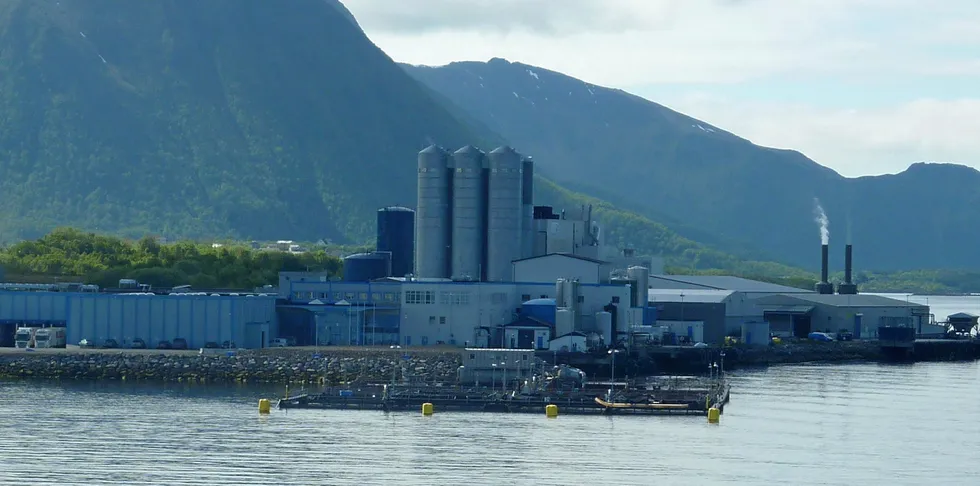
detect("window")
(612, 296), (620, 304)
(318, 292), (327, 299)
(333, 292), (343, 301)
(372, 292), (382, 301)
(405, 290), (435, 304)
(440, 316), (447, 325)
(521, 294), (531, 301)
(385, 292), (395, 302)
(469, 354), (475, 360)
(577, 295), (584, 303)
(359, 292), (368, 301)
(440, 291), (471, 305)
(540, 295), (547, 299)
(429, 316), (436, 325)
(345, 292), (355, 300)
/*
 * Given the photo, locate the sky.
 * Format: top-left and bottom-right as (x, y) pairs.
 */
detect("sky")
(340, 0), (980, 177)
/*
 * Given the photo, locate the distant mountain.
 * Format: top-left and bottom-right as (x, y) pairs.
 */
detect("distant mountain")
(403, 59), (980, 271)
(0, 0), (496, 243)
(0, 0), (798, 280)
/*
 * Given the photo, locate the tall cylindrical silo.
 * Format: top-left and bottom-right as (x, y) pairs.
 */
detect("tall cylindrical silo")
(626, 266), (650, 307)
(521, 157), (535, 258)
(555, 278), (566, 308)
(486, 146), (523, 282)
(377, 206), (415, 278)
(451, 145), (487, 281)
(415, 145), (452, 278)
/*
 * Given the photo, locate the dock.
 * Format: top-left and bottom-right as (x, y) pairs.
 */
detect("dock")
(277, 376), (731, 416)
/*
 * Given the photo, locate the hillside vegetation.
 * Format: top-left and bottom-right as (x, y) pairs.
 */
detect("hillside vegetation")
(0, 228), (342, 289)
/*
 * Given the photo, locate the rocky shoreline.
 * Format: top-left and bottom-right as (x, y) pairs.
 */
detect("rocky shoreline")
(0, 348), (464, 385)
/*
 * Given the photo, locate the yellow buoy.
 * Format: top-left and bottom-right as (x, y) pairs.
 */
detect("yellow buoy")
(707, 407), (720, 423)
(421, 402), (434, 415)
(258, 398), (271, 414)
(545, 404), (559, 418)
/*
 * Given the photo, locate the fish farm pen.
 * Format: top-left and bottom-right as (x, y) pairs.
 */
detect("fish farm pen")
(276, 376), (731, 416)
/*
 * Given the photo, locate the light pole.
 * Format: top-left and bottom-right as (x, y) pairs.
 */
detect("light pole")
(390, 345), (401, 385)
(501, 361), (508, 392)
(608, 348), (622, 401)
(491, 363), (498, 392)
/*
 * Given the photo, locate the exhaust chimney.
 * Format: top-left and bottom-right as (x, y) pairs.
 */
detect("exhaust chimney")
(838, 243), (857, 295)
(821, 244), (829, 283)
(815, 243), (834, 294)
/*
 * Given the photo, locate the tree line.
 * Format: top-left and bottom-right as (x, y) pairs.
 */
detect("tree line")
(0, 228), (343, 290)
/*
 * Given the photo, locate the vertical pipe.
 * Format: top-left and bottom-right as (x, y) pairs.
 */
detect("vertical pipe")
(820, 244), (829, 283)
(845, 244), (853, 284)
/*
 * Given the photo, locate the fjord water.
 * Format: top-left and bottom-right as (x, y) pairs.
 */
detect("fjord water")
(1, 361), (978, 485)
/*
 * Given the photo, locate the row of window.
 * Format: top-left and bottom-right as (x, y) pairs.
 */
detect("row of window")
(405, 290), (435, 305)
(293, 290), (401, 303)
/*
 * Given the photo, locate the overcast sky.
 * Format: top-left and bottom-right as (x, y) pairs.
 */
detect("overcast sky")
(340, 0), (980, 177)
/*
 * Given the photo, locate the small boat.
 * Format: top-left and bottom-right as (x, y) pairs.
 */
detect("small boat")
(594, 396), (690, 410)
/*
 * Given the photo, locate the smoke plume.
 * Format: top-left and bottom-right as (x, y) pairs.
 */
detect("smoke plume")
(813, 198), (829, 245)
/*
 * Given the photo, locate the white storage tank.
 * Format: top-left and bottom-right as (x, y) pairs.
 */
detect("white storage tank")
(451, 145), (487, 281)
(415, 145), (452, 278)
(555, 278), (566, 308)
(486, 146), (523, 282)
(556, 308), (574, 338)
(595, 311), (613, 346)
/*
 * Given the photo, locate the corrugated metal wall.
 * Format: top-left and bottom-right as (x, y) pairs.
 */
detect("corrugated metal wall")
(64, 294), (277, 349)
(0, 292), (69, 322)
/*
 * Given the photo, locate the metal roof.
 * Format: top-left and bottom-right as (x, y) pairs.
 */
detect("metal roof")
(512, 252), (608, 264)
(650, 275), (813, 293)
(759, 293), (927, 308)
(762, 305), (815, 315)
(647, 289), (735, 304)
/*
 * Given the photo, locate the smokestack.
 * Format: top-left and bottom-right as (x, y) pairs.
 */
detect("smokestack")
(821, 244), (829, 283)
(838, 243), (858, 295)
(815, 243), (834, 294)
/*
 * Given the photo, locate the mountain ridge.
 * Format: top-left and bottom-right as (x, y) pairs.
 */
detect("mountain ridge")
(403, 57), (980, 271)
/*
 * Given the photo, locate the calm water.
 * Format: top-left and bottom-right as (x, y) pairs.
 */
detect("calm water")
(1, 361), (978, 485)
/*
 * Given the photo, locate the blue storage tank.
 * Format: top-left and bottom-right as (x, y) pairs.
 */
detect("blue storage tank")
(522, 298), (556, 324)
(377, 207), (415, 278)
(343, 252), (391, 282)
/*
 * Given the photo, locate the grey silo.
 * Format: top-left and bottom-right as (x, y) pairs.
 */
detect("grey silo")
(486, 146), (524, 282)
(451, 145), (487, 281)
(377, 206), (415, 278)
(521, 157), (535, 258)
(415, 145), (453, 278)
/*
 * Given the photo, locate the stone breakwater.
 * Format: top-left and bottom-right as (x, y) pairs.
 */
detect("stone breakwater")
(0, 349), (464, 385)
(731, 341), (884, 367)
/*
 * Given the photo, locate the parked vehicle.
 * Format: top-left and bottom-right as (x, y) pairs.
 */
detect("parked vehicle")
(271, 337), (295, 348)
(172, 338), (188, 350)
(102, 338), (119, 349)
(131, 338), (147, 349)
(203, 341), (220, 349)
(156, 340), (172, 350)
(79, 338), (96, 348)
(14, 327), (42, 349)
(33, 327), (67, 348)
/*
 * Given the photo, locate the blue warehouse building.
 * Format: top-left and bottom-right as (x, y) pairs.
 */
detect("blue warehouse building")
(0, 290), (276, 349)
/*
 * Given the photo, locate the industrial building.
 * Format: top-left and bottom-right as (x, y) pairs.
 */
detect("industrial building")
(0, 145), (935, 351)
(0, 290), (276, 349)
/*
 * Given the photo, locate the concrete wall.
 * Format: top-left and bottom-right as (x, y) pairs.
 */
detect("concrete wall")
(513, 255), (600, 284)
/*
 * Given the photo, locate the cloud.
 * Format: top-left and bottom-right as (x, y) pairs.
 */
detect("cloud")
(659, 95), (980, 177)
(342, 0), (980, 85)
(339, 0), (980, 175)
(340, 0), (682, 35)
